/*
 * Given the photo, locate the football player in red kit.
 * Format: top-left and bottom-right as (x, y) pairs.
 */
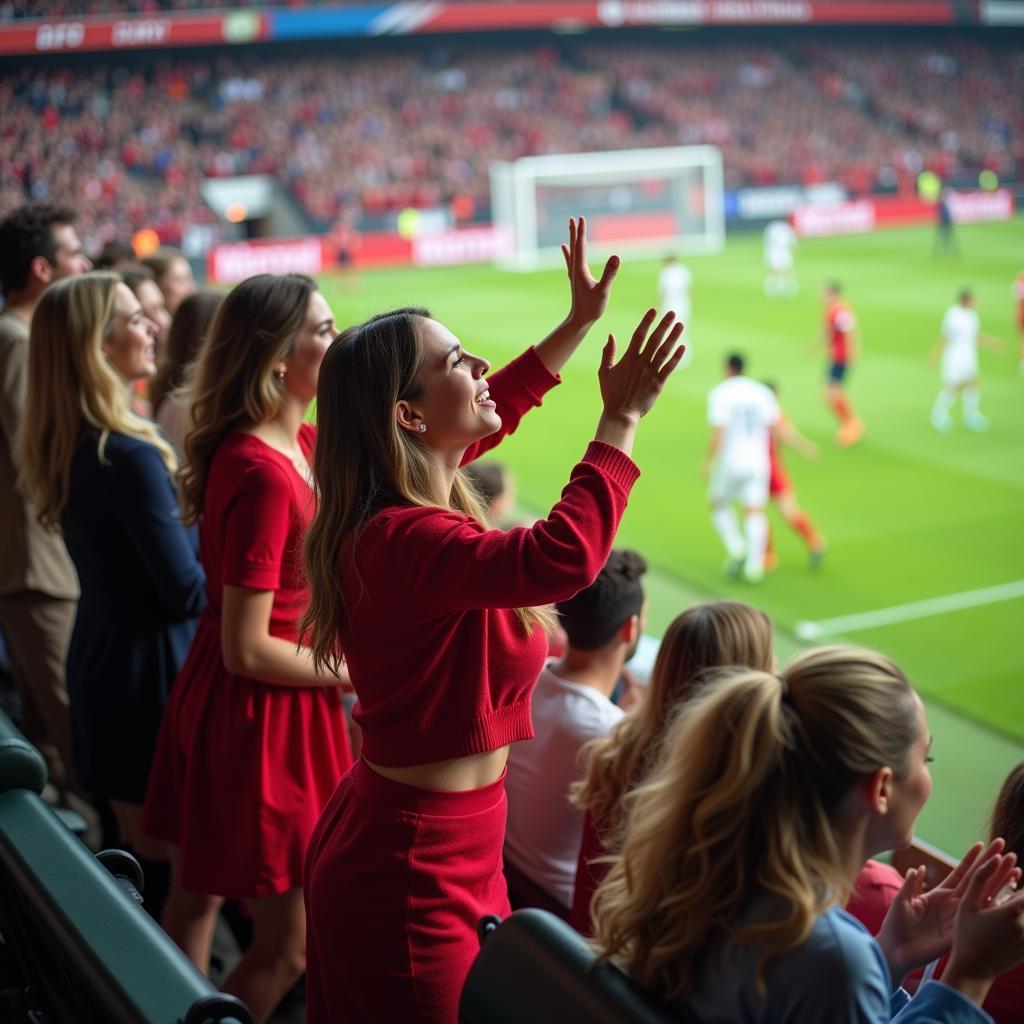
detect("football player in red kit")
(813, 281), (863, 446)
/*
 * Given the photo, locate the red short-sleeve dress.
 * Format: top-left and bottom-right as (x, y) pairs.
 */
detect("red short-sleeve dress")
(143, 424), (351, 898)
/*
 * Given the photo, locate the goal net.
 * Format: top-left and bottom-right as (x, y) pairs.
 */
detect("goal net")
(489, 145), (724, 270)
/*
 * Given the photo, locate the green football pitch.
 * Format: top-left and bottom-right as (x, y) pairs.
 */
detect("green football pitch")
(316, 219), (1024, 855)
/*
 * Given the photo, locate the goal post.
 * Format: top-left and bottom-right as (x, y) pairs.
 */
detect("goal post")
(489, 145), (724, 270)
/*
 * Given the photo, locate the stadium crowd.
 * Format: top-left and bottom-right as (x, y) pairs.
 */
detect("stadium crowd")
(1, 36), (1021, 249)
(1, 199), (1023, 1023)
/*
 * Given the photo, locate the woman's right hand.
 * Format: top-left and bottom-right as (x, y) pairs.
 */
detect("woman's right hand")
(943, 852), (1024, 1005)
(594, 310), (684, 456)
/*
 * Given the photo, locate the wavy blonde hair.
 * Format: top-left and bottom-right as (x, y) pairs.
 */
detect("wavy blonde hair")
(18, 272), (175, 527)
(302, 308), (555, 677)
(177, 273), (315, 523)
(574, 601), (773, 839)
(592, 644), (919, 1003)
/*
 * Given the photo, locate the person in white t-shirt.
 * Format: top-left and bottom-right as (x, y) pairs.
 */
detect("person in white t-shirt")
(763, 219), (798, 297)
(504, 549), (647, 914)
(703, 353), (781, 583)
(929, 289), (1003, 432)
(658, 255), (692, 325)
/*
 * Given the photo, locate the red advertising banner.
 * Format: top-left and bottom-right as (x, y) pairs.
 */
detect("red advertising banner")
(792, 190), (1014, 237)
(208, 235), (328, 284)
(0, 10), (264, 55)
(0, 1), (964, 56)
(590, 1), (953, 27)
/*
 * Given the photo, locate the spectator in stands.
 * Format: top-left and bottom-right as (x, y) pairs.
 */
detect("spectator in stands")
(847, 856), (906, 936)
(149, 289), (223, 454)
(0, 202), (90, 804)
(94, 240), (138, 271)
(141, 248), (196, 317)
(463, 459), (517, 527)
(120, 264), (173, 366)
(570, 600), (773, 934)
(504, 548), (648, 917)
(926, 762), (1024, 1022)
(592, 645), (1024, 1021)
(301, 220), (681, 1023)
(17, 272), (204, 914)
(142, 273), (351, 1024)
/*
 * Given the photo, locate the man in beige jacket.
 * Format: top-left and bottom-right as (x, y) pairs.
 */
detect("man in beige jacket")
(0, 202), (91, 796)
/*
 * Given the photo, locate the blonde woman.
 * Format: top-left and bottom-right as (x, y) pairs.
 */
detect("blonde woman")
(593, 645), (1024, 1022)
(141, 273), (351, 1024)
(18, 272), (205, 869)
(570, 600), (773, 934)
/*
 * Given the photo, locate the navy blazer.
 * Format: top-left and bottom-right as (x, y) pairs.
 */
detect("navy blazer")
(62, 430), (205, 803)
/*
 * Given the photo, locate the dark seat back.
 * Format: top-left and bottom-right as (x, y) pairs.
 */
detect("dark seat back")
(459, 908), (677, 1024)
(0, 709), (252, 1024)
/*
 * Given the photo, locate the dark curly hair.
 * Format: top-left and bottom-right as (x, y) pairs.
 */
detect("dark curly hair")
(556, 548), (648, 651)
(0, 202), (78, 296)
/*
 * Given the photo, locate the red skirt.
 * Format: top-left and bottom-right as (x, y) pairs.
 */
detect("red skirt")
(142, 614), (351, 898)
(305, 759), (511, 1024)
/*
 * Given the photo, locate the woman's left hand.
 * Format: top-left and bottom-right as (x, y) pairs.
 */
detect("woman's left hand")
(562, 216), (620, 328)
(876, 839), (1018, 984)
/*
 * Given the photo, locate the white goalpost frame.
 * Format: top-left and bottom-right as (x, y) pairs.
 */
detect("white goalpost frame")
(490, 145), (725, 270)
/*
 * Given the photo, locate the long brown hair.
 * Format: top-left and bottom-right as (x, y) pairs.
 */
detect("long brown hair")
(574, 600), (773, 837)
(593, 645), (920, 1002)
(18, 272), (175, 527)
(150, 289), (223, 415)
(302, 308), (554, 677)
(990, 762), (1024, 860)
(178, 273), (315, 523)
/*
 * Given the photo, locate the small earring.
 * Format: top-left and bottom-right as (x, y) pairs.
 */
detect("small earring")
(418, 423), (427, 433)
(275, 369), (286, 382)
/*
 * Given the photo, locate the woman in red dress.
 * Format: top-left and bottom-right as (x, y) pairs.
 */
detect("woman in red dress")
(301, 219), (686, 1023)
(142, 273), (352, 1022)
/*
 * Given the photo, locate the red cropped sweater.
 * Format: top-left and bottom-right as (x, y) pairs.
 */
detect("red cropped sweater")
(339, 347), (640, 767)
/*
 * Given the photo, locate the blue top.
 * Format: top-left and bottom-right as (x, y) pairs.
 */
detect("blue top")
(62, 430), (205, 802)
(677, 902), (992, 1024)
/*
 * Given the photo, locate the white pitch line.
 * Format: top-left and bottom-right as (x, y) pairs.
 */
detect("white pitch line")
(794, 580), (1024, 641)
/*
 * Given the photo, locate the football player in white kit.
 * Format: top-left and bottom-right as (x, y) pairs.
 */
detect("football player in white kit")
(763, 219), (798, 297)
(658, 255), (693, 365)
(702, 353), (781, 583)
(929, 289), (1003, 432)
(658, 254), (692, 323)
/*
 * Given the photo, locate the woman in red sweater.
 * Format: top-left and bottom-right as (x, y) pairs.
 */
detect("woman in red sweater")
(301, 219), (685, 1023)
(142, 273), (352, 1022)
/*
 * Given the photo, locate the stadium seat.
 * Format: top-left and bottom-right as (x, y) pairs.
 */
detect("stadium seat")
(0, 710), (253, 1024)
(892, 837), (958, 889)
(459, 908), (677, 1024)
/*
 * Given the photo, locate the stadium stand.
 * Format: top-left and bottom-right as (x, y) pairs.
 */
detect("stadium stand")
(1, 36), (1020, 250)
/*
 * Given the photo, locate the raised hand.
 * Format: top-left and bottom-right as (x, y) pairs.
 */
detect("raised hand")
(599, 309), (686, 425)
(562, 216), (620, 329)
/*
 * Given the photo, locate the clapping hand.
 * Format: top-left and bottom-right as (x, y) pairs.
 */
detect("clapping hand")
(876, 839), (1019, 983)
